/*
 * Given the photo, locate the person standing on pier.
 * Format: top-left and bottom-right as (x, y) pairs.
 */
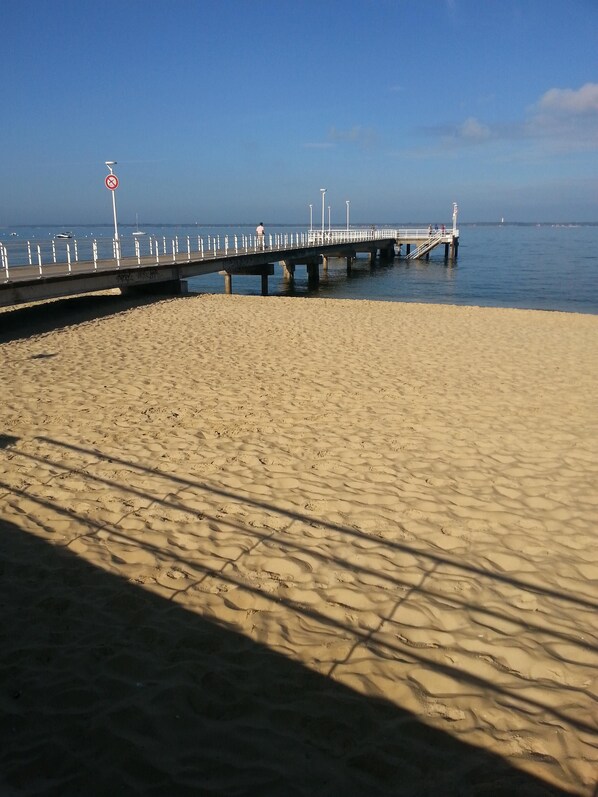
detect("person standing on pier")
(256, 222), (265, 248)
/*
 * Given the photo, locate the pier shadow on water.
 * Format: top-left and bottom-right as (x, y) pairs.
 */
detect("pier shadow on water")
(0, 453), (579, 795)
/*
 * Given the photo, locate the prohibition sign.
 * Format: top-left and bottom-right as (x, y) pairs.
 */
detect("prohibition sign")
(105, 174), (119, 190)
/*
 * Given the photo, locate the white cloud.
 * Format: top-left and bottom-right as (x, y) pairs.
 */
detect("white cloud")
(526, 82), (598, 150)
(422, 83), (598, 153)
(458, 117), (492, 141)
(535, 82), (598, 115)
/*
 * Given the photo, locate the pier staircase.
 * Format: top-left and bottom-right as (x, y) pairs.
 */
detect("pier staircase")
(406, 232), (444, 260)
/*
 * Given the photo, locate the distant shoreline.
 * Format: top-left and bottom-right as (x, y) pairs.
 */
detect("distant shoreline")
(2, 221), (597, 229)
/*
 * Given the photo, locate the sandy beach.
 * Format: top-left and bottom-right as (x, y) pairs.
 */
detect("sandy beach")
(1, 292), (597, 796)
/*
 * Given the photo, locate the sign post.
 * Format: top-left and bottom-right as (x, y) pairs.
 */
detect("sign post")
(105, 161), (120, 244)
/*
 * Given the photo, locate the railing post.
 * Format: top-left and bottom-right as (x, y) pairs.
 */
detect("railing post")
(172, 239), (176, 262)
(187, 235), (191, 260)
(37, 244), (43, 276)
(116, 239), (121, 268)
(2, 245), (8, 281)
(74, 239), (79, 261)
(135, 238), (141, 265)
(234, 235), (238, 253)
(155, 237), (159, 264)
(66, 243), (72, 274)
(93, 240), (98, 270)
(27, 241), (32, 265)
(162, 236), (166, 255)
(200, 237), (204, 258)
(52, 240), (57, 263)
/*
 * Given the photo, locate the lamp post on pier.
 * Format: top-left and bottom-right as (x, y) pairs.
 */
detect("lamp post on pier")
(346, 200), (350, 230)
(320, 188), (326, 237)
(328, 205), (331, 232)
(105, 161), (120, 242)
(309, 204), (313, 231)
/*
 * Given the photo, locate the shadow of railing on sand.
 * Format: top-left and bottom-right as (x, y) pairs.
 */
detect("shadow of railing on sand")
(2, 435), (596, 744)
(32, 435), (598, 616)
(1, 516), (575, 796)
(4, 473), (596, 745)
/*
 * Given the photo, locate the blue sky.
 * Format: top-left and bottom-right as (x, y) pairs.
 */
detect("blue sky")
(2, 0), (597, 225)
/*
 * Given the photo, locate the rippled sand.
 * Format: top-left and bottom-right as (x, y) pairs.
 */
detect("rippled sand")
(1, 293), (597, 795)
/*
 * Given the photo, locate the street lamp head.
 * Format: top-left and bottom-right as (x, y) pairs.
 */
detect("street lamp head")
(105, 161), (117, 166)
(320, 188), (326, 193)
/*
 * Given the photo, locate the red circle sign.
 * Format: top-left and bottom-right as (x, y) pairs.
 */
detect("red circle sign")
(105, 174), (119, 190)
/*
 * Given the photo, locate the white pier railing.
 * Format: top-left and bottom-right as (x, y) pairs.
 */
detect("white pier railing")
(308, 227), (457, 245)
(1, 231), (315, 279)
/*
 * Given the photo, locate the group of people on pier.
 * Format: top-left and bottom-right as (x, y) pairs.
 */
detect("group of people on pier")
(428, 224), (446, 235)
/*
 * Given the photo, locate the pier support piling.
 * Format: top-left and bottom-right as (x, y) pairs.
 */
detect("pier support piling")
(281, 261), (296, 281)
(450, 236), (459, 260)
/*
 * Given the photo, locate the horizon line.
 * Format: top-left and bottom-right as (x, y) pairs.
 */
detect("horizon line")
(2, 221), (597, 228)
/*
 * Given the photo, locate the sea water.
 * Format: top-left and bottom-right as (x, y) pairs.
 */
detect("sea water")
(2, 223), (597, 314)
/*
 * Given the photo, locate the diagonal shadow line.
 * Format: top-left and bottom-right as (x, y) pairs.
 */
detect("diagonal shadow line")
(327, 564), (440, 679)
(0, 516), (575, 796)
(3, 481), (597, 738)
(2, 453), (596, 655)
(27, 435), (598, 612)
(126, 492), (598, 659)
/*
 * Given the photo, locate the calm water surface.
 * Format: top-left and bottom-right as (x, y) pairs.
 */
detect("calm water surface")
(190, 224), (598, 314)
(3, 224), (597, 314)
